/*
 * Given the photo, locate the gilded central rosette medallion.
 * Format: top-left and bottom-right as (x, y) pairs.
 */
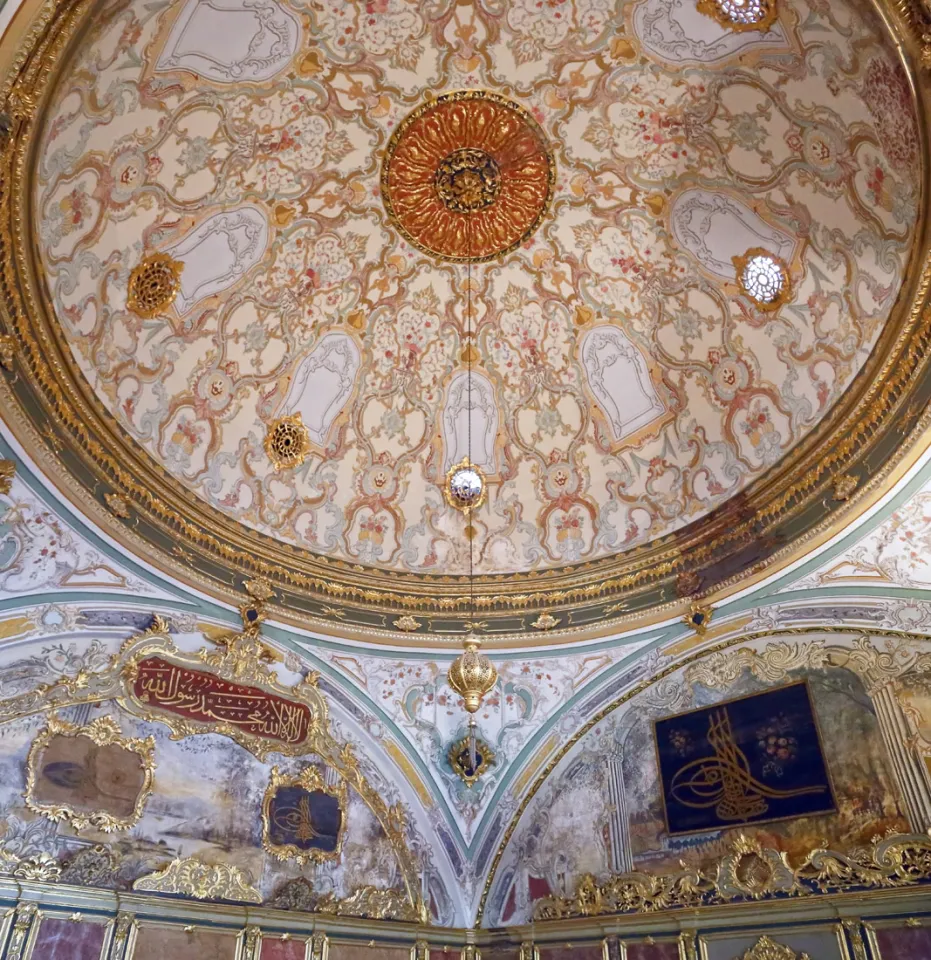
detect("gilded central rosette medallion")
(381, 91), (555, 263)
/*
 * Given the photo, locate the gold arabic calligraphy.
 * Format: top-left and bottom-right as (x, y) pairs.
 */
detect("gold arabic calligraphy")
(133, 657), (311, 745)
(669, 708), (826, 822)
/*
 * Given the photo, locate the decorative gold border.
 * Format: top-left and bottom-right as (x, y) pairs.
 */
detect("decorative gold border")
(651, 679), (838, 837)
(24, 715), (155, 833)
(696, 0), (779, 33)
(697, 926), (849, 960)
(0, 0), (928, 647)
(534, 830), (931, 921)
(448, 736), (495, 787)
(261, 764), (348, 865)
(732, 247), (793, 312)
(20, 909), (114, 960)
(380, 90), (556, 264)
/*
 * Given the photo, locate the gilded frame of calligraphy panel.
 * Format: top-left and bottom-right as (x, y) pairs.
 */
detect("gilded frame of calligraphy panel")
(117, 622), (327, 760)
(24, 715), (155, 833)
(652, 679), (837, 837)
(261, 765), (348, 865)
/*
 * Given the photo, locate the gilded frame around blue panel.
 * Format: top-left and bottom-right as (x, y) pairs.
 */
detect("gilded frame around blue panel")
(653, 680), (837, 837)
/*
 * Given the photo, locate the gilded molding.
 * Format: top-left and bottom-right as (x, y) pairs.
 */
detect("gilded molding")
(261, 764), (348, 865)
(0, 335), (15, 370)
(24, 715), (155, 832)
(132, 856), (262, 903)
(269, 877), (425, 922)
(533, 831), (931, 920)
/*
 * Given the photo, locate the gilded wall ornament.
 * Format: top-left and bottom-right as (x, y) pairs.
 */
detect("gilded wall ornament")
(104, 493), (132, 519)
(264, 413), (311, 470)
(832, 473), (859, 501)
(268, 877), (423, 922)
(132, 856), (262, 903)
(381, 90), (555, 262)
(262, 765), (348, 865)
(739, 937), (809, 960)
(733, 248), (791, 310)
(394, 615), (423, 633)
(531, 611), (559, 631)
(697, 0), (779, 32)
(0, 459), (14, 495)
(449, 735), (495, 786)
(126, 253), (183, 318)
(533, 829), (931, 920)
(25, 715), (155, 832)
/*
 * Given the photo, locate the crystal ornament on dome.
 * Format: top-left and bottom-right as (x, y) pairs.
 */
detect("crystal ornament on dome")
(733, 248), (791, 311)
(444, 458), (487, 514)
(696, 0), (778, 32)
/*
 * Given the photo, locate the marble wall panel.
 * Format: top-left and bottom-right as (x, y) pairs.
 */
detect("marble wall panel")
(261, 938), (308, 960)
(131, 922), (240, 960)
(539, 945), (604, 960)
(623, 942), (678, 960)
(29, 916), (106, 960)
(870, 924), (931, 960)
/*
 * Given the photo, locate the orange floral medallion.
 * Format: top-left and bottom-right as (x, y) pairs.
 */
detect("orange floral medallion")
(381, 90), (555, 263)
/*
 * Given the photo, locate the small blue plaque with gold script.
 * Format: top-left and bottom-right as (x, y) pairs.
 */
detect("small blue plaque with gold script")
(654, 681), (836, 835)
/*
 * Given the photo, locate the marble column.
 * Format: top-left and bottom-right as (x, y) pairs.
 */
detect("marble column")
(872, 684), (931, 832)
(606, 749), (634, 874)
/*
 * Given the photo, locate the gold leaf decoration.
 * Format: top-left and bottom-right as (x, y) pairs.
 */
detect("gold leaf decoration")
(740, 938), (810, 960)
(132, 856), (262, 903)
(0, 459), (14, 495)
(264, 413), (311, 471)
(533, 830), (931, 919)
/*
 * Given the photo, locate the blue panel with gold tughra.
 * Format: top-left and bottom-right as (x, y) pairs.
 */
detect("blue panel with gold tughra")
(654, 681), (836, 835)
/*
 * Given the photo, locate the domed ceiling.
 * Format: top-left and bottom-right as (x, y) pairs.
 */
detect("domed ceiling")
(2, 0), (929, 639)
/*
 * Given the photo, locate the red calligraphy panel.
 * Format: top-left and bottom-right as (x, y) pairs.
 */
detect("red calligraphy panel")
(133, 657), (311, 746)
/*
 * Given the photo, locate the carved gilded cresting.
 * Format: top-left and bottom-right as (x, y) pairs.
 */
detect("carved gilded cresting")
(738, 939), (809, 960)
(270, 877), (424, 922)
(0, 615), (425, 918)
(25, 715), (155, 832)
(132, 856), (262, 903)
(532, 830), (931, 919)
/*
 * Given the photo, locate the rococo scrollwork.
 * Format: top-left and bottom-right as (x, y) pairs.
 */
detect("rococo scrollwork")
(25, 715), (155, 832)
(132, 856), (262, 904)
(532, 830), (931, 920)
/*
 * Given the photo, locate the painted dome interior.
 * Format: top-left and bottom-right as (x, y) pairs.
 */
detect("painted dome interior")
(34, 0), (920, 580)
